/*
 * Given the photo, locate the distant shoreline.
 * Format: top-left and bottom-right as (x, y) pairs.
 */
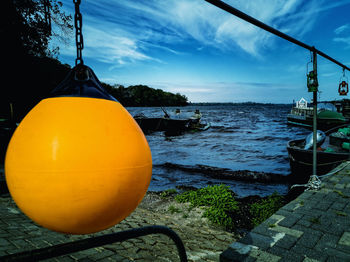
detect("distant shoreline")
(188, 102), (292, 106)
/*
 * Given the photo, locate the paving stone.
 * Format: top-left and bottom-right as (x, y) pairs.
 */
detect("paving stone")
(282, 201), (300, 212)
(251, 226), (282, 238)
(314, 201), (334, 211)
(330, 202), (347, 211)
(297, 191), (316, 201)
(317, 221), (346, 236)
(239, 232), (277, 250)
(293, 207), (324, 218)
(267, 245), (287, 257)
(291, 243), (329, 262)
(338, 231), (350, 247)
(303, 258), (323, 262)
(0, 238), (10, 246)
(220, 247), (257, 262)
(220, 166), (350, 261)
(249, 248), (280, 262)
(326, 256), (349, 262)
(277, 214), (300, 228)
(295, 216), (312, 228)
(269, 225), (303, 238)
(280, 250), (304, 262)
(315, 233), (340, 251)
(272, 234), (297, 250)
(322, 247), (350, 261)
(297, 230), (322, 248)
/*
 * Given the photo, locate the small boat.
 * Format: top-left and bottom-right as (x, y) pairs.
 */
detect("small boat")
(287, 98), (348, 131)
(133, 115), (190, 133)
(134, 108), (210, 135)
(287, 125), (350, 183)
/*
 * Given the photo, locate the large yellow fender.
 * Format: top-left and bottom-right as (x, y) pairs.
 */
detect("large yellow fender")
(5, 66), (152, 234)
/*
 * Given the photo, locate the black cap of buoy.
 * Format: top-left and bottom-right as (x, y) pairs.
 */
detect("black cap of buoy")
(49, 64), (117, 102)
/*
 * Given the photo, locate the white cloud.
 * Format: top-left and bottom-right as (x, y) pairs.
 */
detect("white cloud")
(58, 0), (334, 63)
(334, 24), (349, 35)
(333, 37), (350, 49)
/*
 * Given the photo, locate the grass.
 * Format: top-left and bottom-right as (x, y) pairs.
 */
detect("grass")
(309, 217), (320, 224)
(160, 189), (177, 199)
(335, 211), (347, 217)
(333, 190), (350, 199)
(175, 185), (238, 229)
(174, 185), (286, 230)
(250, 192), (284, 227)
(168, 205), (181, 214)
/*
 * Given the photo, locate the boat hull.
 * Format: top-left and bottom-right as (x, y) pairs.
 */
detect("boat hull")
(134, 117), (190, 134)
(287, 139), (349, 183)
(287, 115), (348, 131)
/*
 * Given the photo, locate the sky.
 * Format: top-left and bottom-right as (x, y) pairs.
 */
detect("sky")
(53, 0), (350, 103)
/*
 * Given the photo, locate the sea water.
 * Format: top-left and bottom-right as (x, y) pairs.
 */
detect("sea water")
(127, 104), (310, 197)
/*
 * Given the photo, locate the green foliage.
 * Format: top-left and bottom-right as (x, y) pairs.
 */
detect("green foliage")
(309, 217), (320, 224)
(335, 211), (347, 217)
(175, 185), (238, 229)
(168, 205), (181, 214)
(4, 0), (72, 58)
(250, 192), (284, 227)
(1, 0), (72, 120)
(160, 189), (177, 199)
(333, 190), (350, 199)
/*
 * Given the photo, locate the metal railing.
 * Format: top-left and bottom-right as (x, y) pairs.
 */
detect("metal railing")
(0, 226), (188, 262)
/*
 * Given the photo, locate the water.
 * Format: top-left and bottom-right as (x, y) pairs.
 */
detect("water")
(127, 104), (310, 197)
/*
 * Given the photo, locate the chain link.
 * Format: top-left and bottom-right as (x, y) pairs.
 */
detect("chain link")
(73, 0), (84, 65)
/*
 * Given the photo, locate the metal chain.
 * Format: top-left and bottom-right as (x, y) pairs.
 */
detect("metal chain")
(73, 0), (84, 65)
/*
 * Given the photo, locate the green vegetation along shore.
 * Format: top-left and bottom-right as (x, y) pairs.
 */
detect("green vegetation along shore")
(153, 185), (290, 232)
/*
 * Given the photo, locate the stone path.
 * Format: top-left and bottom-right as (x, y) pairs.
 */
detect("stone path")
(221, 161), (350, 262)
(0, 191), (236, 261)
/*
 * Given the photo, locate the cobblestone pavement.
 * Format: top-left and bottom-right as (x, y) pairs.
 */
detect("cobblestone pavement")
(0, 191), (236, 261)
(221, 161), (350, 262)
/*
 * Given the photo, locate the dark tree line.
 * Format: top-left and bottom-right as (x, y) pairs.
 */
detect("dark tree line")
(103, 84), (188, 107)
(0, 0), (72, 120)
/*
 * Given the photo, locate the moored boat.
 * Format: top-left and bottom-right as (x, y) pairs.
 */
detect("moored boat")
(287, 125), (350, 183)
(287, 98), (348, 131)
(134, 108), (210, 135)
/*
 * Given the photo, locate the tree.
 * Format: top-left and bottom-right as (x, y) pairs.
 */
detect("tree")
(0, 0), (72, 120)
(101, 84), (188, 107)
(1, 0), (72, 58)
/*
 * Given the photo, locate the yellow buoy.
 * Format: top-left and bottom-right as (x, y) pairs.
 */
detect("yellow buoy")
(5, 66), (152, 234)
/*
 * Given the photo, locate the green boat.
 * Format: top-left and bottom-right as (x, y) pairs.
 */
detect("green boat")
(287, 98), (348, 131)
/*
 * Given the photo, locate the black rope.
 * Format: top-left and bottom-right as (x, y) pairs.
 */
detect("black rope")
(204, 0), (350, 72)
(0, 226), (188, 262)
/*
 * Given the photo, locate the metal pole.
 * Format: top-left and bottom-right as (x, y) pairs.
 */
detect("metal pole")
(312, 51), (318, 177)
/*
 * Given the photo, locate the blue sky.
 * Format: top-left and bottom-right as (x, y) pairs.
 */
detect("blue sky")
(53, 0), (350, 103)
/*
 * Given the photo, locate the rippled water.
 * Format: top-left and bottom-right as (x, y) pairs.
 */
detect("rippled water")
(127, 104), (310, 197)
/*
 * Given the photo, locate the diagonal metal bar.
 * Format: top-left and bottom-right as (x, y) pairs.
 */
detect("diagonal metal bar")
(0, 226), (188, 262)
(204, 0), (350, 71)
